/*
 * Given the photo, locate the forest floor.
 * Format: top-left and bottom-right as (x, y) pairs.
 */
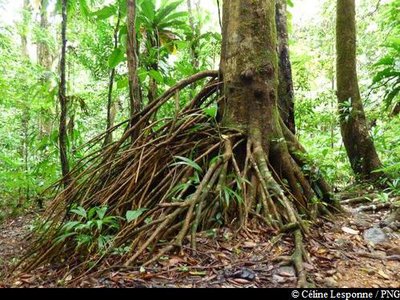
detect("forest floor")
(0, 192), (399, 288)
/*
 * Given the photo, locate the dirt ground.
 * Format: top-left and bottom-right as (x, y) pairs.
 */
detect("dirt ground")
(0, 197), (399, 288)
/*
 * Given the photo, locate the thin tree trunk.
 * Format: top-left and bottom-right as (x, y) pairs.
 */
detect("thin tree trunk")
(104, 10), (121, 146)
(21, 0), (30, 58)
(276, 0), (295, 134)
(126, 0), (141, 120)
(187, 0), (199, 71)
(37, 0), (54, 138)
(38, 0), (51, 69)
(59, 0), (70, 187)
(19, 0), (31, 204)
(336, 0), (383, 181)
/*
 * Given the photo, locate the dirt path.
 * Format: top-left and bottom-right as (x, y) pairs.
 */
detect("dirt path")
(0, 199), (399, 288)
(0, 213), (35, 278)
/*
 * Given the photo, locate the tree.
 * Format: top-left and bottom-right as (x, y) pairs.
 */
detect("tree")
(37, 0), (51, 70)
(20, 0), (30, 58)
(59, 0), (70, 187)
(126, 0), (141, 120)
(18, 0), (32, 206)
(104, 9), (121, 146)
(186, 0), (199, 71)
(21, 0), (336, 288)
(371, 0), (400, 117)
(336, 0), (383, 181)
(137, 0), (188, 103)
(276, 0), (295, 134)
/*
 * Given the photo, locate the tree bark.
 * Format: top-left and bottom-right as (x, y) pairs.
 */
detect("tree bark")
(59, 0), (70, 187)
(37, 0), (51, 69)
(104, 10), (121, 146)
(126, 0), (141, 120)
(19, 0), (31, 203)
(187, 0), (200, 71)
(220, 2), (335, 286)
(336, 0), (383, 181)
(276, 0), (295, 134)
(221, 0), (280, 139)
(21, 0), (30, 58)
(220, 0), (334, 206)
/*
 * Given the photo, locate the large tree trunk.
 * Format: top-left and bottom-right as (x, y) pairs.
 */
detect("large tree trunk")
(220, 0), (332, 214)
(126, 0), (141, 119)
(336, 0), (383, 181)
(59, 0), (70, 187)
(276, 0), (295, 134)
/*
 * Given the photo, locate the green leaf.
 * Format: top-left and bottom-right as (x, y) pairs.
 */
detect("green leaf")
(126, 208), (148, 223)
(93, 5), (117, 20)
(71, 206), (87, 219)
(139, 0), (155, 22)
(76, 234), (93, 247)
(78, 0), (91, 19)
(108, 48), (125, 69)
(53, 232), (77, 245)
(116, 78), (129, 89)
(96, 206), (108, 220)
(156, 1), (184, 24)
(61, 221), (80, 233)
(203, 106), (217, 118)
(171, 156), (202, 173)
(374, 55), (395, 67)
(87, 207), (97, 220)
(148, 70), (164, 84)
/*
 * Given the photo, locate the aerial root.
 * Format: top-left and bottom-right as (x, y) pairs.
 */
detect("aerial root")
(16, 71), (336, 290)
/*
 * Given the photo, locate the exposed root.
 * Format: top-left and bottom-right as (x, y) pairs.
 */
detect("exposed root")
(15, 70), (338, 289)
(355, 202), (395, 213)
(292, 229), (311, 288)
(341, 195), (376, 205)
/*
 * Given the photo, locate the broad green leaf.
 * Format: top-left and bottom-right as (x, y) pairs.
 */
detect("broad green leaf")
(156, 1), (184, 24)
(203, 106), (217, 118)
(149, 70), (164, 84)
(78, 0), (91, 19)
(96, 206), (108, 220)
(93, 5), (117, 20)
(71, 206), (87, 219)
(117, 78), (129, 89)
(140, 0), (155, 22)
(54, 232), (77, 245)
(126, 208), (148, 223)
(108, 48), (125, 69)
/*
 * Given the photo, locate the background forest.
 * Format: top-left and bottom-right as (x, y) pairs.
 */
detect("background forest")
(1, 0), (398, 220)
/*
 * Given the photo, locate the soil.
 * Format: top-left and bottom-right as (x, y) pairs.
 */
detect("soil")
(0, 195), (399, 288)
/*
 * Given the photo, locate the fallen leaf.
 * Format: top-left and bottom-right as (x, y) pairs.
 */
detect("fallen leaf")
(342, 226), (359, 235)
(378, 270), (390, 280)
(167, 256), (184, 267)
(243, 241), (257, 249)
(233, 278), (250, 284)
(189, 271), (207, 276)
